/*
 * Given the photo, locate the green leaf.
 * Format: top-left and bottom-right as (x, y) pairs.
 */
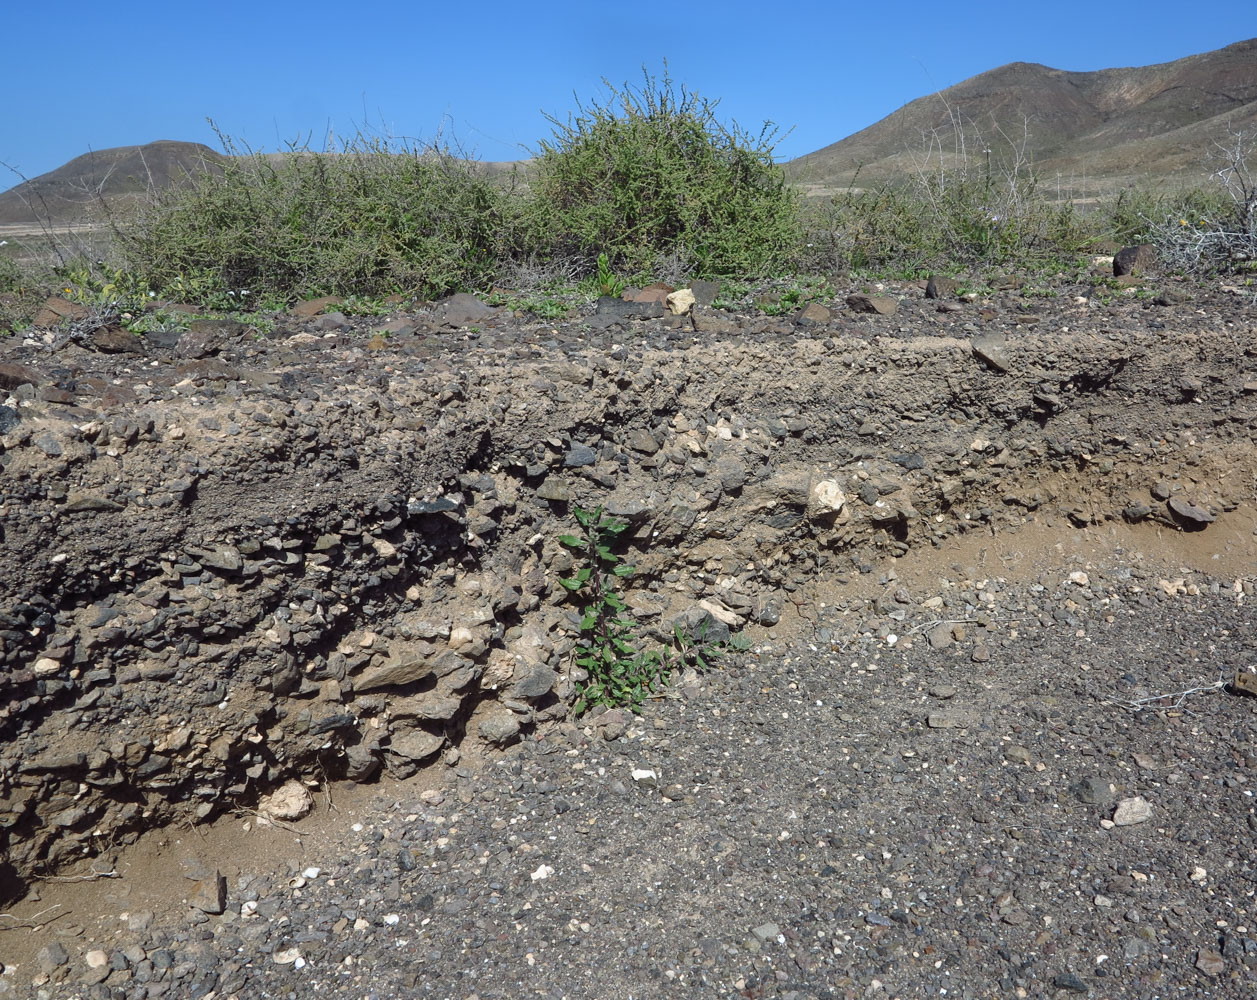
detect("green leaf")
(612, 563), (635, 577)
(558, 534), (584, 548)
(580, 613), (598, 630)
(559, 578), (582, 591)
(576, 567), (592, 583)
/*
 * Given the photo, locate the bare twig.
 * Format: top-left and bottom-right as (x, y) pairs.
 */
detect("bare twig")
(33, 868), (118, 883)
(0, 903), (65, 929)
(317, 758), (337, 812)
(1110, 677), (1228, 712)
(906, 616), (1028, 635)
(236, 806), (301, 834)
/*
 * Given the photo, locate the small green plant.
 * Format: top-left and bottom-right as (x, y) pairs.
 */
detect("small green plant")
(559, 506), (667, 714)
(485, 286), (576, 320)
(595, 252), (626, 298)
(671, 619), (750, 669)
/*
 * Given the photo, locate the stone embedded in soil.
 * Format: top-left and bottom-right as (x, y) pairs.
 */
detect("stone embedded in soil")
(1114, 243), (1158, 276)
(970, 333), (1010, 373)
(751, 922), (781, 942)
(259, 780), (314, 822)
(1167, 496), (1215, 526)
(477, 710), (522, 746)
(1196, 948), (1226, 977)
(36, 941), (69, 973)
(795, 302), (831, 326)
(188, 872), (227, 914)
(388, 726), (446, 760)
(1112, 795), (1153, 826)
(666, 288), (696, 316)
(1074, 776), (1119, 807)
(845, 293), (897, 315)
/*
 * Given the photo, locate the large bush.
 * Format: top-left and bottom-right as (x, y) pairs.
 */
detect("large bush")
(118, 132), (513, 302)
(526, 71), (802, 280)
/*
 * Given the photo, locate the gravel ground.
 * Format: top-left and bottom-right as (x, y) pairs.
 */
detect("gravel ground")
(7, 541), (1257, 1000)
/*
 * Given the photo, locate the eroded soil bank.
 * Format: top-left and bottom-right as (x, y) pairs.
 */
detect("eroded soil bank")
(1, 276), (1256, 996)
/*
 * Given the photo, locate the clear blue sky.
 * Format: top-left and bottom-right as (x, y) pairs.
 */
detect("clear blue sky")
(1, 0), (1248, 186)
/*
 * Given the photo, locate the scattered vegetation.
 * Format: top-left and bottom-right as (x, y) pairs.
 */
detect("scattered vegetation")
(3, 78), (1257, 334)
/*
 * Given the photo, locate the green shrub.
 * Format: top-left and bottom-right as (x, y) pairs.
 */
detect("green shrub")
(527, 69), (802, 280)
(117, 129), (514, 303)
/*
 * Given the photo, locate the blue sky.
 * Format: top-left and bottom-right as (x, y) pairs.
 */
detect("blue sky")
(1, 0), (1248, 186)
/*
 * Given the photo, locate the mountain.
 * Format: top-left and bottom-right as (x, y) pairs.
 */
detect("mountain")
(0, 141), (227, 228)
(787, 38), (1257, 195)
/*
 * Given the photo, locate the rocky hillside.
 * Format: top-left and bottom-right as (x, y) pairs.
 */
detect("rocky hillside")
(788, 38), (1257, 193)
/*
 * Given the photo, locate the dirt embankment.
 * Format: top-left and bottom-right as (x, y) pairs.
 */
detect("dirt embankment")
(1, 281), (1255, 907)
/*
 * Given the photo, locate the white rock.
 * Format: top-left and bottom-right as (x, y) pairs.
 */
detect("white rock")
(666, 289), (695, 315)
(1068, 571), (1090, 587)
(530, 864), (554, 882)
(85, 950), (109, 969)
(1112, 796), (1152, 826)
(698, 599), (742, 627)
(448, 626), (476, 650)
(33, 657), (61, 676)
(273, 947), (302, 965)
(811, 479), (847, 515)
(259, 780), (314, 822)
(631, 768), (658, 788)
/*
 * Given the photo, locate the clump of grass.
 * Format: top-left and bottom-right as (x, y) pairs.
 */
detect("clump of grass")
(525, 68), (802, 281)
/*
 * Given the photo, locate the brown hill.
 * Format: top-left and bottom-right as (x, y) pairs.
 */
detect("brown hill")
(788, 38), (1257, 196)
(0, 140), (227, 228)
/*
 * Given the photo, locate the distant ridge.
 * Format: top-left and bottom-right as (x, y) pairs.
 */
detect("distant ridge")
(787, 38), (1257, 195)
(0, 141), (227, 227)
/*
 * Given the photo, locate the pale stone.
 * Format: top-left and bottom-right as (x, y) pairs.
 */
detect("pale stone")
(698, 599), (743, 627)
(1112, 796), (1152, 826)
(259, 780), (314, 822)
(811, 479), (847, 515)
(666, 289), (696, 315)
